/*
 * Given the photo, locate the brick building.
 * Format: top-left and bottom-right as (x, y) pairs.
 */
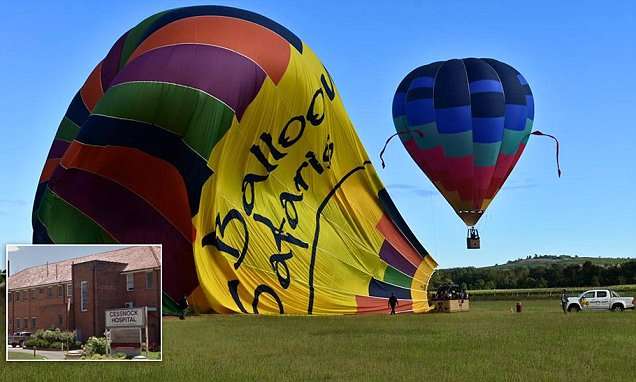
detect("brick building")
(7, 246), (161, 347)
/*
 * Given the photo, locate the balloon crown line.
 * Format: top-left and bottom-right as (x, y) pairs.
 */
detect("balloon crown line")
(378, 128), (562, 179)
(529, 130), (562, 178)
(379, 129), (424, 168)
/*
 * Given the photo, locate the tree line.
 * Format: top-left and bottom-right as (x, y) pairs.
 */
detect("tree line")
(430, 260), (636, 291)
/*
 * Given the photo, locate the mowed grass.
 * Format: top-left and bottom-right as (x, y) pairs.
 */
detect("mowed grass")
(7, 352), (46, 360)
(2, 300), (635, 381)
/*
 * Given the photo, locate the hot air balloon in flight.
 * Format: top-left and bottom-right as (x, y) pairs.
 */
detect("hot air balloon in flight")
(387, 58), (559, 249)
(32, 6), (437, 314)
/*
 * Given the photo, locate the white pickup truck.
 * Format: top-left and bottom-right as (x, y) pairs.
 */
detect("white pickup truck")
(565, 289), (635, 312)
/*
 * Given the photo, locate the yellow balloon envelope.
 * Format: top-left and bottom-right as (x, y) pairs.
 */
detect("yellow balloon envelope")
(33, 6), (437, 314)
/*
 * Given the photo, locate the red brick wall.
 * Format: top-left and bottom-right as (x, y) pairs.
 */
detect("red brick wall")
(72, 261), (127, 341)
(8, 283), (71, 334)
(72, 262), (160, 345)
(94, 263), (130, 340)
(123, 270), (161, 308)
(122, 269), (161, 347)
(72, 261), (94, 342)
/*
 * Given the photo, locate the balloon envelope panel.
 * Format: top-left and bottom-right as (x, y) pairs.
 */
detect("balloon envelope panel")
(33, 6), (436, 314)
(392, 58), (534, 226)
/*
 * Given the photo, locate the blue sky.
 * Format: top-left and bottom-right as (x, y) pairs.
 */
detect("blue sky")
(1, 1), (635, 268)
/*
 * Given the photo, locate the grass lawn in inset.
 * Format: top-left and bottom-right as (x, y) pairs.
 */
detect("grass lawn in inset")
(7, 352), (47, 360)
(145, 351), (161, 360)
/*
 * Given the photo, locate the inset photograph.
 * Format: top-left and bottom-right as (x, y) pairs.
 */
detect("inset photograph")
(5, 244), (161, 361)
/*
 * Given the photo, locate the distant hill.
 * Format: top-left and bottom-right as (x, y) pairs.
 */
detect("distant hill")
(431, 255), (636, 291)
(488, 255), (634, 269)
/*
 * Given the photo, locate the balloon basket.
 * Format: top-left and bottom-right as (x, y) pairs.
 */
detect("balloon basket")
(432, 299), (470, 313)
(466, 227), (480, 249)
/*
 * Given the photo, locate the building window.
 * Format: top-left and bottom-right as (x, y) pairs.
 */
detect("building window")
(126, 273), (134, 291)
(23, 319), (28, 329)
(125, 301), (134, 308)
(146, 271), (153, 289)
(8, 292), (12, 302)
(80, 281), (88, 312)
(31, 289), (35, 299)
(48, 287), (53, 297)
(67, 283), (73, 297)
(58, 285), (64, 297)
(58, 314), (63, 327)
(15, 292), (19, 301)
(32, 318), (37, 329)
(22, 292), (26, 300)
(16, 319), (20, 329)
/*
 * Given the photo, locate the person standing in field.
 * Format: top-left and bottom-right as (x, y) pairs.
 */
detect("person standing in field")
(388, 293), (398, 315)
(178, 294), (189, 320)
(560, 289), (568, 313)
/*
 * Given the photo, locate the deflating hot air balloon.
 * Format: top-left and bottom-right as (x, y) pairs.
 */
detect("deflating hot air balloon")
(33, 6), (437, 314)
(389, 58), (559, 249)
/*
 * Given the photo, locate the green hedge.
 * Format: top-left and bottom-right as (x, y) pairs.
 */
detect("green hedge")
(24, 329), (81, 350)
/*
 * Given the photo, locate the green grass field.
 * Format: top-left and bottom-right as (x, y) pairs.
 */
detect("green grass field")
(2, 300), (635, 381)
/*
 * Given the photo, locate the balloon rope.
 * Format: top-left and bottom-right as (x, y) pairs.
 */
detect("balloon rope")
(379, 129), (424, 168)
(531, 130), (562, 177)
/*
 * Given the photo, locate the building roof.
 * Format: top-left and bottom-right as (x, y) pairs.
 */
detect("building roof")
(7, 246), (161, 291)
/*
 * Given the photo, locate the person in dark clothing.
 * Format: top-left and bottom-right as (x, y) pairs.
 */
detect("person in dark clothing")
(560, 289), (568, 314)
(178, 294), (189, 320)
(388, 293), (398, 315)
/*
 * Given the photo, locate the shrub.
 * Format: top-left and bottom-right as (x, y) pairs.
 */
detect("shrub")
(84, 336), (107, 356)
(24, 338), (46, 348)
(43, 329), (59, 343)
(43, 328), (75, 344)
(31, 329), (46, 341)
(25, 329), (77, 349)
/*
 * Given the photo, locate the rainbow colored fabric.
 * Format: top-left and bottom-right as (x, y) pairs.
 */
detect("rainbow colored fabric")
(33, 6), (437, 314)
(393, 58), (534, 226)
